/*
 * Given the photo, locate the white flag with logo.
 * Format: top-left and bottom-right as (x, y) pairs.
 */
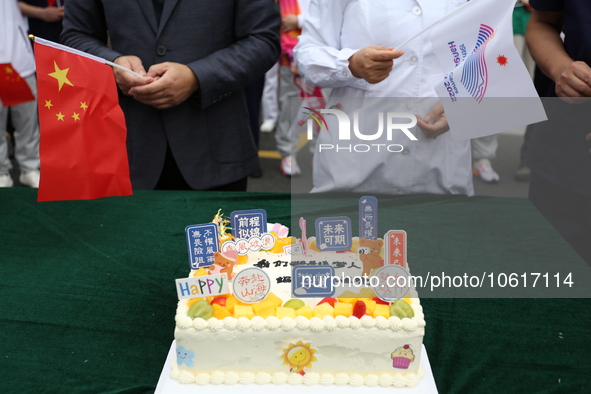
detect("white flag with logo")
(431, 0), (547, 140)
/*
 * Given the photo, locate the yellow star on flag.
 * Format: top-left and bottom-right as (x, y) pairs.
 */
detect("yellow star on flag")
(44, 100), (53, 109)
(56, 112), (65, 121)
(49, 61), (74, 91)
(5, 66), (13, 74)
(80, 102), (88, 111)
(72, 112), (80, 121)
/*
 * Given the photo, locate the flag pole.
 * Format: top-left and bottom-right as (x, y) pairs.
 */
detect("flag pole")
(28, 34), (144, 78)
(394, 0), (480, 50)
(104, 60), (145, 78)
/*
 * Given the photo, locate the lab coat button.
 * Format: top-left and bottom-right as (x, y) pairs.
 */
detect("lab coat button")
(410, 56), (418, 65)
(412, 6), (422, 16)
(402, 148), (410, 156)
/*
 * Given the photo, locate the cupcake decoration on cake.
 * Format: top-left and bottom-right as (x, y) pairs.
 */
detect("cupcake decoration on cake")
(391, 344), (415, 369)
(281, 341), (317, 375)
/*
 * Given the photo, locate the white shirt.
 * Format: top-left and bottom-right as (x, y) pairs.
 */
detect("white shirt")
(297, 0), (311, 28)
(294, 0), (473, 196)
(0, 1), (36, 78)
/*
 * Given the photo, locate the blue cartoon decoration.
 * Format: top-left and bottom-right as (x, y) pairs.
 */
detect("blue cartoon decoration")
(176, 346), (195, 367)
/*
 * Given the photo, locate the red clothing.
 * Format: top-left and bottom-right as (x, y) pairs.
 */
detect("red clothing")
(279, 0), (301, 65)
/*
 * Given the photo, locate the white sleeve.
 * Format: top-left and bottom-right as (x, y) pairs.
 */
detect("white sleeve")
(294, 0), (365, 89)
(297, 0), (310, 28)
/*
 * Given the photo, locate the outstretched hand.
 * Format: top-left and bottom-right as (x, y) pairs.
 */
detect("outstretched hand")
(128, 62), (199, 109)
(348, 46), (404, 84)
(416, 102), (449, 139)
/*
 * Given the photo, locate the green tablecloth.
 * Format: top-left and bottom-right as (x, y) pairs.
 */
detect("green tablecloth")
(1, 189), (589, 393)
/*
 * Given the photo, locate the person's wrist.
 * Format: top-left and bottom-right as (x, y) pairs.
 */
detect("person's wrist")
(348, 54), (361, 79)
(550, 57), (574, 83)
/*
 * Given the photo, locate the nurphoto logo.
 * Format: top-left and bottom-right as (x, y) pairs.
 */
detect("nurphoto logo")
(306, 108), (418, 153)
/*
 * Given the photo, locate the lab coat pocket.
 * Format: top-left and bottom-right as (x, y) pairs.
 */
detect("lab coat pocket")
(450, 0), (470, 11)
(364, 0), (417, 48)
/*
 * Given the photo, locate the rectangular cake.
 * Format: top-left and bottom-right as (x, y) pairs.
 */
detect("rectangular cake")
(172, 216), (425, 387)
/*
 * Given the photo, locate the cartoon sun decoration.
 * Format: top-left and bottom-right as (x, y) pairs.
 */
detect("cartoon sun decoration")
(496, 55), (508, 66)
(281, 341), (317, 375)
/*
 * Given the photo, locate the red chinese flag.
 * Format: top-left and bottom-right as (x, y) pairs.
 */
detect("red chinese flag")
(0, 63), (35, 107)
(33, 39), (132, 201)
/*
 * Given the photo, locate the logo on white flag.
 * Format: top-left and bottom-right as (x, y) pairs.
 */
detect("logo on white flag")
(460, 24), (495, 103)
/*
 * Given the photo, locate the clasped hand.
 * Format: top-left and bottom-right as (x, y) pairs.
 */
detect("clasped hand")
(113, 56), (199, 109)
(553, 60), (591, 153)
(416, 102), (449, 139)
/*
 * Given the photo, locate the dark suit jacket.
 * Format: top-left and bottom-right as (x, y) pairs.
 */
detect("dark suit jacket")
(61, 0), (280, 189)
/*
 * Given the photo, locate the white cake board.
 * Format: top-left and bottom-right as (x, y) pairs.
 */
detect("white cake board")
(155, 340), (438, 393)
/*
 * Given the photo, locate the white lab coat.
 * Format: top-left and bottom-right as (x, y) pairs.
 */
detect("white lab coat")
(0, 1), (35, 78)
(294, 0), (473, 196)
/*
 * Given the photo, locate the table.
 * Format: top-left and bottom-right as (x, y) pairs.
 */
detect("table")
(1, 189), (590, 393)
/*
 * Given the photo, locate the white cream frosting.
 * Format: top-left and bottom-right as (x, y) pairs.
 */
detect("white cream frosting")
(303, 372), (320, 386)
(173, 295), (426, 387)
(323, 316), (337, 331)
(375, 316), (389, 330)
(319, 373), (335, 385)
(360, 315), (376, 328)
(266, 316), (281, 330)
(192, 318), (207, 330)
(238, 372), (255, 385)
(222, 316), (237, 330)
(195, 373), (210, 385)
(207, 317), (223, 332)
(271, 372), (288, 385)
(255, 372), (272, 385)
(295, 316), (310, 330)
(224, 372), (239, 385)
(364, 374), (379, 387)
(379, 373), (393, 387)
(173, 239), (426, 388)
(210, 371), (225, 385)
(349, 373), (364, 387)
(173, 368), (424, 388)
(349, 316), (362, 330)
(309, 317), (326, 332)
(335, 315), (350, 328)
(389, 316), (403, 331)
(287, 373), (303, 385)
(176, 370), (196, 384)
(334, 373), (349, 386)
(418, 318), (427, 328)
(251, 316), (266, 331)
(236, 317), (251, 331)
(402, 318), (419, 332)
(177, 309), (425, 333)
(175, 315), (193, 329)
(281, 317), (296, 331)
